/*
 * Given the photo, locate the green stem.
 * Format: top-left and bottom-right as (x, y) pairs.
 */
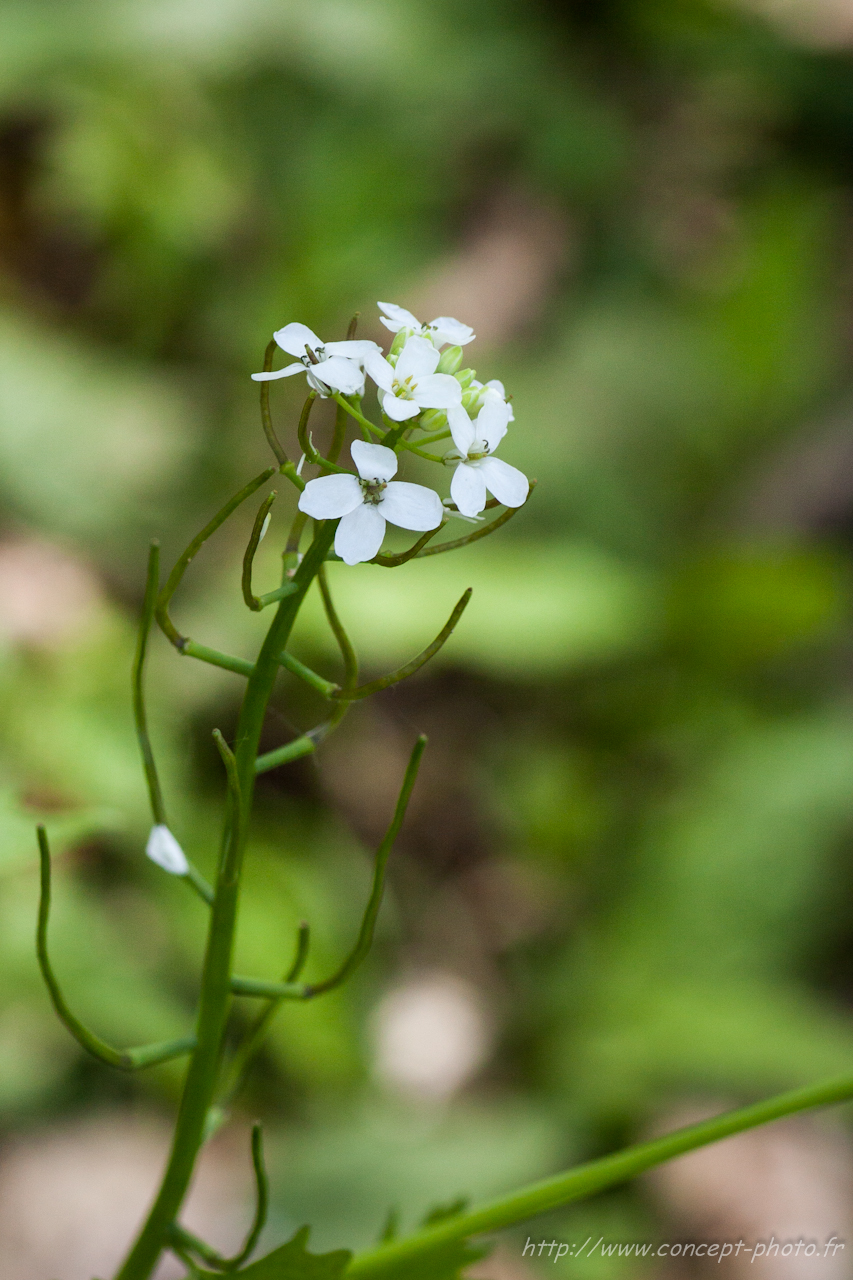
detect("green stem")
(259, 340), (289, 467)
(346, 1072), (853, 1277)
(332, 591), (471, 701)
(242, 491), (277, 611)
(132, 542), (167, 825)
(332, 393), (384, 440)
(114, 521), (336, 1280)
(37, 827), (196, 1070)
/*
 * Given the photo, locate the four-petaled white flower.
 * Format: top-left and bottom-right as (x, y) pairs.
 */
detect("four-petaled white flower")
(447, 401), (529, 517)
(378, 302), (475, 349)
(364, 336), (463, 423)
(298, 440), (444, 565)
(146, 825), (189, 876)
(251, 322), (379, 397)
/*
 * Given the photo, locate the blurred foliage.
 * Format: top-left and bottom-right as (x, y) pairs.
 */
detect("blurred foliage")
(4, 0), (853, 1272)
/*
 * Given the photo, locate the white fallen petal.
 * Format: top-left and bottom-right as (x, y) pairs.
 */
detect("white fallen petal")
(380, 481), (444, 531)
(274, 322), (324, 357)
(251, 362), (305, 382)
(351, 440), (398, 482)
(146, 825), (189, 876)
(479, 456), (529, 508)
(451, 463), (488, 517)
(378, 302), (421, 331)
(298, 473), (363, 520)
(336, 503), (386, 564)
(381, 392), (421, 421)
(395, 335), (441, 382)
(413, 373), (463, 410)
(447, 404), (476, 455)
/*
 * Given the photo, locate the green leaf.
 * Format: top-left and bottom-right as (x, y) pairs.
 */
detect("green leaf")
(364, 1240), (490, 1280)
(420, 1198), (469, 1227)
(237, 1227), (351, 1279)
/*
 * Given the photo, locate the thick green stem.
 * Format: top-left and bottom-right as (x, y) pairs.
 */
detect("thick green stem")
(346, 1071), (853, 1277)
(114, 521), (336, 1280)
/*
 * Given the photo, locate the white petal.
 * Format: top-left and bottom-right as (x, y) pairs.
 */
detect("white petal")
(351, 439), (398, 481)
(381, 392), (421, 421)
(298, 473), (363, 520)
(394, 335), (441, 382)
(479, 456), (529, 508)
(251, 362), (305, 382)
(484, 379), (506, 397)
(380, 481), (444, 531)
(429, 316), (475, 346)
(312, 355), (365, 395)
(336, 503), (386, 564)
(364, 349), (396, 393)
(413, 373), (463, 410)
(378, 302), (421, 331)
(447, 404), (476, 454)
(450, 462), (488, 517)
(477, 399), (511, 452)
(146, 825), (189, 876)
(325, 340), (381, 361)
(273, 322), (324, 358)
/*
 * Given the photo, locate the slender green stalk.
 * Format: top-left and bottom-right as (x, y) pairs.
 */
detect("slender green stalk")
(219, 924), (310, 1109)
(371, 526), (442, 567)
(156, 468), (276, 650)
(416, 488), (535, 558)
(254, 734), (317, 774)
(182, 642), (255, 678)
(115, 521), (336, 1280)
(168, 1124), (268, 1271)
(242, 491), (277, 611)
(259, 340), (289, 467)
(346, 1072), (853, 1277)
(277, 650), (341, 698)
(332, 393), (384, 440)
(333, 591), (471, 701)
(133, 542), (167, 825)
(232, 737), (425, 1004)
(37, 827), (196, 1070)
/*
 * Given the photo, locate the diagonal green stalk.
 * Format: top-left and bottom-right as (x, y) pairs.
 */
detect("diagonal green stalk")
(346, 1072), (853, 1277)
(333, 591), (471, 701)
(114, 520), (336, 1280)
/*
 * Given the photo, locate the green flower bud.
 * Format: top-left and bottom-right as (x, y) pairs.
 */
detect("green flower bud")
(455, 367), (476, 390)
(388, 328), (411, 363)
(418, 409), (448, 432)
(437, 345), (463, 374)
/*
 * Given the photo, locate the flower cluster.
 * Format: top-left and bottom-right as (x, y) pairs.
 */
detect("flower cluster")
(252, 302), (529, 565)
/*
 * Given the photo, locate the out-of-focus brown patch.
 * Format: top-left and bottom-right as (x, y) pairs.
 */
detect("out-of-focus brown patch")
(368, 188), (570, 353)
(646, 1102), (853, 1278)
(0, 539), (104, 647)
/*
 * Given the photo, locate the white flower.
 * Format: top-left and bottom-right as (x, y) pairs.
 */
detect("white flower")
(298, 440), (443, 565)
(378, 302), (475, 348)
(447, 401), (529, 517)
(251, 322), (380, 397)
(364, 336), (463, 423)
(146, 825), (189, 876)
(469, 378), (514, 422)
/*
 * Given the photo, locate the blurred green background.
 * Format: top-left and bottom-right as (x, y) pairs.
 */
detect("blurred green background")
(4, 0), (853, 1273)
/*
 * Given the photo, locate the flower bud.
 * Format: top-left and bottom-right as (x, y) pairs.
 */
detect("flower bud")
(455, 368), (477, 390)
(146, 825), (189, 876)
(437, 345), (463, 375)
(418, 409), (448, 432)
(388, 329), (410, 363)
